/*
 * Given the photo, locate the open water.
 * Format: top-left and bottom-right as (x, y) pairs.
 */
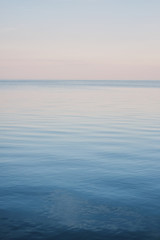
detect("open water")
(0, 80), (160, 240)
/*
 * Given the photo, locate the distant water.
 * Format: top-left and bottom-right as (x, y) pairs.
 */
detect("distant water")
(0, 80), (160, 240)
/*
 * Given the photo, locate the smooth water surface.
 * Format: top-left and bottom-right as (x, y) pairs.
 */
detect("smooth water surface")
(0, 80), (160, 239)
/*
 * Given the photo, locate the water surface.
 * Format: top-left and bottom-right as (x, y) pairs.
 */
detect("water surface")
(0, 80), (160, 239)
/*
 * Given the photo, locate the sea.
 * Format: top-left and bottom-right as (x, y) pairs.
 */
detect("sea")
(0, 80), (160, 240)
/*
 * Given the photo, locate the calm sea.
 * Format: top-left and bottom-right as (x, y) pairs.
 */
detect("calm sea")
(0, 80), (160, 240)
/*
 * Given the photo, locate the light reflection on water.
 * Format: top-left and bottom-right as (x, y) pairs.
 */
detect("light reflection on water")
(0, 80), (160, 240)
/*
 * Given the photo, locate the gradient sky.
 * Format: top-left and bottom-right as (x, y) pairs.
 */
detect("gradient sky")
(0, 0), (160, 80)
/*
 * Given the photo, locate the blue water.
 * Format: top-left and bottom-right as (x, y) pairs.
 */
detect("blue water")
(0, 80), (160, 240)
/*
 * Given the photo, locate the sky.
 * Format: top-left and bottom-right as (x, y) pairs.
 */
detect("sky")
(0, 0), (160, 80)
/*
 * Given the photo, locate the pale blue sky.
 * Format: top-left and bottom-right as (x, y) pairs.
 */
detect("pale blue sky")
(0, 0), (160, 80)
